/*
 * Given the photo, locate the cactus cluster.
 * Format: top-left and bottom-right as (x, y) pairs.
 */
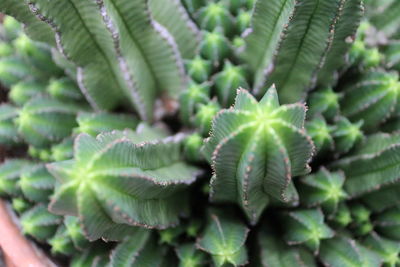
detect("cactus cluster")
(0, 0), (400, 266)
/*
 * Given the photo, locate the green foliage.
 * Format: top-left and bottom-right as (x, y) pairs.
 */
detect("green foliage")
(204, 87), (314, 223)
(197, 210), (249, 267)
(20, 204), (62, 241)
(0, 0), (400, 265)
(15, 97), (85, 147)
(319, 236), (382, 267)
(47, 125), (201, 241)
(74, 112), (138, 137)
(0, 104), (21, 145)
(282, 209), (334, 253)
(298, 168), (347, 214)
(340, 70), (400, 131)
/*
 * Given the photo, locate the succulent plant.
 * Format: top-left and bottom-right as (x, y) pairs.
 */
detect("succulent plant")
(319, 236), (382, 267)
(0, 0), (400, 265)
(298, 168), (347, 214)
(9, 80), (46, 106)
(340, 70), (400, 132)
(282, 209), (335, 254)
(47, 124), (201, 241)
(0, 104), (21, 145)
(74, 112), (138, 137)
(20, 204), (62, 241)
(15, 97), (86, 147)
(19, 164), (55, 203)
(204, 87), (314, 222)
(200, 30), (231, 64)
(197, 210), (249, 267)
(197, 2), (235, 37)
(213, 60), (249, 107)
(306, 117), (334, 155)
(179, 81), (211, 126)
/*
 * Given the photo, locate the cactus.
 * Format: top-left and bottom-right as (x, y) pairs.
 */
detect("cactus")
(306, 117), (334, 155)
(0, 104), (21, 145)
(282, 209), (334, 254)
(340, 70), (400, 132)
(258, 227), (317, 267)
(374, 207), (400, 241)
(176, 243), (208, 267)
(0, 159), (36, 197)
(14, 97), (85, 147)
(203, 87), (314, 222)
(19, 164), (55, 203)
(214, 60), (249, 107)
(47, 125), (201, 241)
(200, 30), (231, 64)
(74, 112), (138, 137)
(298, 168), (347, 214)
(363, 232), (400, 267)
(307, 88), (340, 121)
(20, 204), (62, 241)
(319, 236), (382, 267)
(197, 210), (249, 267)
(185, 56), (213, 83)
(331, 116), (364, 155)
(332, 132), (400, 198)
(0, 0), (399, 265)
(9, 80), (46, 106)
(197, 2), (235, 37)
(179, 81), (211, 126)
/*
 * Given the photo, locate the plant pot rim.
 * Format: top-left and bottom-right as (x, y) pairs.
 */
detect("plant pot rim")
(0, 200), (56, 267)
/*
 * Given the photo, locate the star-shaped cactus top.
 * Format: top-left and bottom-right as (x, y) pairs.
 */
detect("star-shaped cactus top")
(203, 87), (314, 223)
(47, 124), (201, 241)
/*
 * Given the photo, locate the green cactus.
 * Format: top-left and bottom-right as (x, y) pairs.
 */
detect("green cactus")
(197, 2), (235, 37)
(47, 78), (83, 102)
(49, 225), (75, 255)
(203, 87), (314, 222)
(298, 168), (347, 214)
(15, 97), (86, 147)
(214, 60), (249, 107)
(19, 164), (55, 203)
(200, 30), (231, 64)
(340, 70), (400, 132)
(307, 88), (340, 121)
(197, 210), (249, 267)
(374, 207), (400, 241)
(0, 57), (32, 87)
(0, 104), (21, 145)
(282, 209), (334, 254)
(9, 80), (46, 106)
(305, 117), (334, 155)
(50, 137), (74, 161)
(331, 117), (364, 155)
(74, 112), (138, 137)
(64, 216), (90, 251)
(109, 230), (172, 267)
(185, 56), (213, 83)
(363, 232), (400, 267)
(319, 236), (382, 267)
(20, 204), (62, 241)
(13, 33), (61, 75)
(331, 203), (352, 228)
(176, 243), (208, 267)
(332, 132), (400, 198)
(179, 81), (211, 126)
(11, 197), (32, 214)
(0, 159), (36, 197)
(258, 227), (317, 267)
(194, 100), (220, 136)
(47, 125), (201, 241)
(183, 133), (204, 162)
